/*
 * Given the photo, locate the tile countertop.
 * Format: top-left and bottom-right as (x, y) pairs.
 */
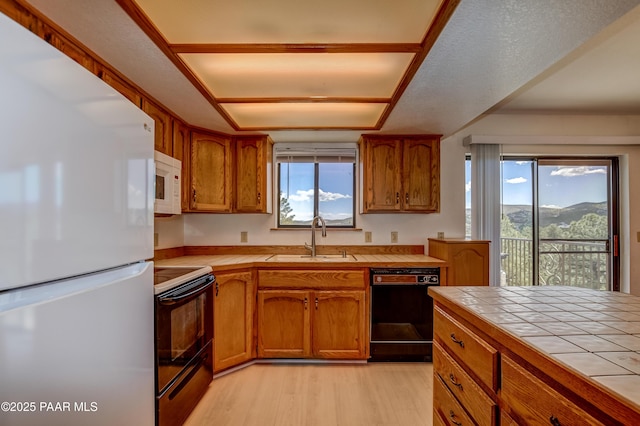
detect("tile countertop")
(154, 254), (447, 271)
(429, 285), (640, 418)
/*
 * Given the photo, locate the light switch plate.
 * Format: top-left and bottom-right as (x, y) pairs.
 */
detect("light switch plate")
(391, 231), (398, 243)
(365, 231), (372, 243)
(241, 231), (248, 243)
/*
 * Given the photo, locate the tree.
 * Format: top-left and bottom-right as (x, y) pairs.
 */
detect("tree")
(568, 213), (607, 239)
(279, 194), (296, 224)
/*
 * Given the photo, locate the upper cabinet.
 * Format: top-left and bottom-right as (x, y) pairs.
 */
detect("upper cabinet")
(190, 131), (234, 212)
(235, 135), (273, 213)
(142, 99), (172, 156)
(360, 135), (441, 213)
(96, 66), (141, 108)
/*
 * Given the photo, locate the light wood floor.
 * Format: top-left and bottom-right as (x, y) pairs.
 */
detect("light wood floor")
(184, 362), (434, 426)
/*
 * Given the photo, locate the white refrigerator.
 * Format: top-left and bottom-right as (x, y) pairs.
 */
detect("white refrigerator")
(0, 12), (155, 426)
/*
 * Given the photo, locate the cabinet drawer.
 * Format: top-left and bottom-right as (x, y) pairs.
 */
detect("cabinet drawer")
(501, 356), (603, 426)
(434, 307), (498, 391)
(434, 374), (475, 426)
(258, 269), (365, 289)
(433, 341), (497, 426)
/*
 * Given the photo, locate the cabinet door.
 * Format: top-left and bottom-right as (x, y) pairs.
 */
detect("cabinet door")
(190, 131), (233, 212)
(402, 138), (440, 212)
(312, 291), (366, 359)
(362, 138), (402, 212)
(96, 66), (141, 107)
(48, 32), (94, 73)
(257, 290), (311, 358)
(235, 136), (272, 212)
(172, 120), (190, 211)
(214, 271), (254, 372)
(142, 99), (172, 156)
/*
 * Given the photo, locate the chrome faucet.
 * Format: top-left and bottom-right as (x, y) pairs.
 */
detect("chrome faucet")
(304, 215), (327, 257)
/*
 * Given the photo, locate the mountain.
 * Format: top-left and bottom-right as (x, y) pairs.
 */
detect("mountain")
(502, 201), (608, 229)
(466, 201), (607, 232)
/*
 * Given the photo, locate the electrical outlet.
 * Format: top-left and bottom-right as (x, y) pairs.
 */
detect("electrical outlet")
(365, 231), (372, 243)
(240, 231), (248, 243)
(437, 231), (445, 239)
(391, 231), (398, 243)
(154, 233), (158, 247)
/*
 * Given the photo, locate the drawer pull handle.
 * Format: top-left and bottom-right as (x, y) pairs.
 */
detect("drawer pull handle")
(450, 333), (465, 348)
(449, 373), (463, 390)
(549, 415), (561, 426)
(449, 410), (462, 426)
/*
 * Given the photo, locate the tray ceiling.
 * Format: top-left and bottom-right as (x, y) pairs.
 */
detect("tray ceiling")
(121, 0), (454, 131)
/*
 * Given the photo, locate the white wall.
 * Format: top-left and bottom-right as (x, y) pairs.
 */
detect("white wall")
(154, 113), (640, 294)
(157, 137), (468, 250)
(450, 113), (640, 295)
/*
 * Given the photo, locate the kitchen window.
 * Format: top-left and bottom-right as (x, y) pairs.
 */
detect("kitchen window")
(275, 145), (356, 228)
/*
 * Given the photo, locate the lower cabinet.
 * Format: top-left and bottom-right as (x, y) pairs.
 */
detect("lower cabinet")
(213, 271), (254, 373)
(257, 289), (366, 359)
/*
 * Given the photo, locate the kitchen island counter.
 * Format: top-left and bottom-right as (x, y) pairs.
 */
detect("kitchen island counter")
(429, 285), (640, 425)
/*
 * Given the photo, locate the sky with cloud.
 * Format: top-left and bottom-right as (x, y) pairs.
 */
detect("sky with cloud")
(466, 160), (608, 209)
(280, 162), (354, 222)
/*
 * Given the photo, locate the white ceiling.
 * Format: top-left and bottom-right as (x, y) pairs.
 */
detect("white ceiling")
(21, 0), (640, 143)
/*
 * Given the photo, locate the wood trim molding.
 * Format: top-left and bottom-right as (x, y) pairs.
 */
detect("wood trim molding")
(170, 43), (422, 54)
(376, 0), (461, 128)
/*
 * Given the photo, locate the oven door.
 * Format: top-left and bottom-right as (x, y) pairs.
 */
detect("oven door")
(155, 274), (214, 393)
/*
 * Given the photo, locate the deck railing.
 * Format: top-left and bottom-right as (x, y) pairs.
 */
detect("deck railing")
(500, 238), (609, 290)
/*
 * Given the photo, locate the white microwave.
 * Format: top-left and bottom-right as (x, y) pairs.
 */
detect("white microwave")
(154, 150), (181, 215)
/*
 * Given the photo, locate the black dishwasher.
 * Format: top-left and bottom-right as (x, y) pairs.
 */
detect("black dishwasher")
(369, 267), (440, 362)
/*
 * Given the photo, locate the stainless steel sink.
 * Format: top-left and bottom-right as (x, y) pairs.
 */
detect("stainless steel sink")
(264, 254), (357, 262)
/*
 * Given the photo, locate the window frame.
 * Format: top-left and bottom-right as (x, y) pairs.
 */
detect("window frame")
(276, 150), (357, 229)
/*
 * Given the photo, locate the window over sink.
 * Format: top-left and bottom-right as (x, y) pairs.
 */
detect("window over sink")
(275, 144), (356, 228)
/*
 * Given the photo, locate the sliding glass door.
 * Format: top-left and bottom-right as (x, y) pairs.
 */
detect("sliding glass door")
(498, 158), (618, 290)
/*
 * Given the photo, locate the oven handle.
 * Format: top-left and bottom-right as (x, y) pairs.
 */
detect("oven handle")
(157, 276), (214, 305)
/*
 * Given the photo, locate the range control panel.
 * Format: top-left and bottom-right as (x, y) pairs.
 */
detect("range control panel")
(371, 268), (440, 285)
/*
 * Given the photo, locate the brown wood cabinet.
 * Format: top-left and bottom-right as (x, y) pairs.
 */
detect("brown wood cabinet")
(433, 306), (498, 425)
(430, 286), (640, 426)
(142, 99), (172, 156)
(96, 65), (141, 107)
(257, 269), (367, 360)
(501, 356), (602, 425)
(190, 131), (234, 212)
(213, 270), (255, 373)
(257, 290), (311, 358)
(235, 135), (273, 213)
(360, 135), (440, 213)
(48, 32), (94, 73)
(428, 238), (490, 286)
(171, 119), (191, 211)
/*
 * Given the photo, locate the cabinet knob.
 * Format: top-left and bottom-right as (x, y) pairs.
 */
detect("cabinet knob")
(549, 416), (562, 426)
(315, 297), (319, 310)
(304, 297), (308, 310)
(215, 281), (219, 297)
(396, 192), (400, 204)
(192, 188), (197, 203)
(257, 192), (261, 203)
(449, 373), (463, 390)
(449, 410), (462, 426)
(450, 333), (465, 348)
(405, 192), (409, 203)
